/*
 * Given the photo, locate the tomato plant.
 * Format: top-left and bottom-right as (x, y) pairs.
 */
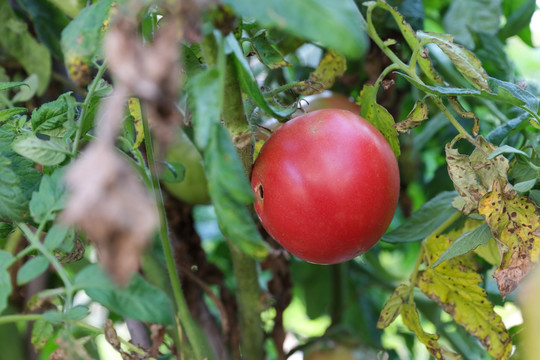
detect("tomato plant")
(252, 109), (400, 264)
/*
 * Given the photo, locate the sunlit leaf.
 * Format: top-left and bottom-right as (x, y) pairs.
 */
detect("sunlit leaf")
(357, 84), (399, 157)
(418, 234), (512, 359)
(12, 134), (70, 166)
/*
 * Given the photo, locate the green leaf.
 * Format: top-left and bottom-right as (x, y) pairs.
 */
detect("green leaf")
(29, 168), (68, 224)
(225, 34), (297, 120)
(16, 256), (49, 285)
(0, 82), (29, 92)
(205, 125), (269, 259)
(0, 250), (13, 314)
(187, 67), (223, 150)
(0, 222), (13, 240)
(0, 1), (51, 95)
(61, 0), (114, 84)
(432, 222), (492, 267)
(12, 133), (70, 166)
(0, 108), (27, 122)
(514, 178), (537, 193)
(31, 93), (76, 132)
(43, 224), (71, 251)
(223, 0), (367, 59)
(442, 0), (502, 49)
(357, 84), (400, 157)
(16, 0), (70, 59)
(383, 191), (458, 243)
(487, 145), (530, 159)
(31, 318), (55, 351)
(250, 31), (291, 69)
(75, 264), (175, 325)
(499, 0), (536, 40)
(0, 151), (41, 221)
(64, 305), (89, 321)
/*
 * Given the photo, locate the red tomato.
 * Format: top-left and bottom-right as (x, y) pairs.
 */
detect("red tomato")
(251, 109), (399, 264)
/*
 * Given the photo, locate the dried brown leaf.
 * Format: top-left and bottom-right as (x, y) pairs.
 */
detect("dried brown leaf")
(61, 142), (159, 284)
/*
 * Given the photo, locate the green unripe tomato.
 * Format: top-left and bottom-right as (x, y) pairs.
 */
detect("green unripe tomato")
(162, 128), (210, 205)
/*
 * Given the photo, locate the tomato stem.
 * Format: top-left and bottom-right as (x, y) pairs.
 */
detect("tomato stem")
(140, 105), (214, 360)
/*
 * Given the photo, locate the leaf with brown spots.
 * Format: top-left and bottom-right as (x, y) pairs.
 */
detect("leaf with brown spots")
(298, 50), (347, 95)
(377, 283), (410, 329)
(478, 180), (540, 297)
(446, 136), (511, 215)
(418, 234), (512, 359)
(394, 100), (429, 133)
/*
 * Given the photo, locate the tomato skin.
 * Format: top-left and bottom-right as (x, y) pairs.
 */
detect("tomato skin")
(251, 109), (399, 264)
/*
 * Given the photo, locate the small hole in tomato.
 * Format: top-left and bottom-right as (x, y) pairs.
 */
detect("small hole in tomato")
(257, 184), (264, 200)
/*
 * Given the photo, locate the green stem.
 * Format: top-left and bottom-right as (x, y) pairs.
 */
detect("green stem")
(202, 33), (265, 359)
(17, 223), (75, 311)
(140, 109), (213, 360)
(71, 61), (108, 157)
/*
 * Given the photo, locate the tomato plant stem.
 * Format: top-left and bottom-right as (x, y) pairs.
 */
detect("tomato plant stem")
(202, 32), (266, 359)
(140, 111), (214, 360)
(71, 61), (108, 157)
(17, 223), (74, 312)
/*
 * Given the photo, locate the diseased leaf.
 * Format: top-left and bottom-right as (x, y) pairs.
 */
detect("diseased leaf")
(448, 97), (479, 136)
(377, 283), (410, 329)
(394, 100), (429, 132)
(418, 234), (512, 359)
(401, 302), (459, 359)
(357, 84), (400, 157)
(61, 0), (115, 85)
(298, 50), (347, 96)
(17, 256), (49, 285)
(383, 191), (458, 243)
(12, 134), (70, 166)
(432, 221), (492, 267)
(445, 137), (511, 214)
(31, 318), (54, 351)
(224, 0), (368, 59)
(418, 31), (490, 91)
(371, 1), (443, 85)
(127, 97), (145, 149)
(478, 180), (540, 297)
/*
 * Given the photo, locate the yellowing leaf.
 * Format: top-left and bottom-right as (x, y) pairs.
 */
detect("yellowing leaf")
(478, 180), (540, 297)
(298, 50), (347, 95)
(377, 283), (410, 329)
(418, 234), (512, 360)
(128, 97), (145, 149)
(401, 303), (459, 359)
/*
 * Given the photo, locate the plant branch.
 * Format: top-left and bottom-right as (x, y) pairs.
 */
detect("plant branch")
(140, 109), (214, 360)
